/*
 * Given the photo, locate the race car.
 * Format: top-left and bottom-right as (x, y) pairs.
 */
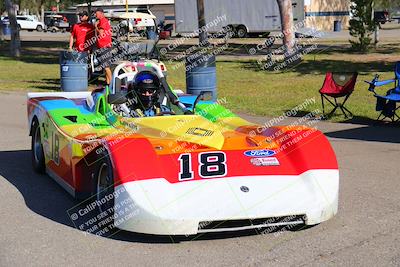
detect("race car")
(27, 61), (339, 235)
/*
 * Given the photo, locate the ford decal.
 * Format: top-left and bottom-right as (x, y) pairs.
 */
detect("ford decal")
(244, 149), (276, 157)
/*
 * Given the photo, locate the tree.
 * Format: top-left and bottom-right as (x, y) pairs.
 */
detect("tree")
(14, 0), (88, 18)
(5, 0), (21, 58)
(349, 0), (376, 52)
(276, 0), (295, 54)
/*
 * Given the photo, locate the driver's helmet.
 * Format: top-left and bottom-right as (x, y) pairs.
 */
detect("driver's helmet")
(134, 71), (160, 109)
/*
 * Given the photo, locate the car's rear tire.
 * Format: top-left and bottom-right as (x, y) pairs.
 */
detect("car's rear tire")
(36, 25), (43, 32)
(17, 24), (21, 31)
(31, 122), (45, 174)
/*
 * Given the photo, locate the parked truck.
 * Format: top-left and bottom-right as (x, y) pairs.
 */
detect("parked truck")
(174, 0), (305, 38)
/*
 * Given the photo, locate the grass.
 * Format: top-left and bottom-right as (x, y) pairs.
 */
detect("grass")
(0, 55), (60, 91)
(0, 41), (63, 91)
(0, 40), (398, 122)
(167, 51), (397, 122)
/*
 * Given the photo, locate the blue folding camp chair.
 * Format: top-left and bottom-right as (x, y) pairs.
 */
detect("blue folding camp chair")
(365, 62), (400, 122)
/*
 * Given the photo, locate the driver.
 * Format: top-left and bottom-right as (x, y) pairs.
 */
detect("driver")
(127, 71), (172, 117)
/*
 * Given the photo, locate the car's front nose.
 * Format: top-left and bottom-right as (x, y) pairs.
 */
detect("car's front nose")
(113, 169), (339, 235)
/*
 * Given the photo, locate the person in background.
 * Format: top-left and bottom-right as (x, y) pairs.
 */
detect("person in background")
(69, 11), (94, 52)
(94, 8), (113, 86)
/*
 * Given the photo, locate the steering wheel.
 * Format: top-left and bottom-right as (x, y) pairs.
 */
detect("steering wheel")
(156, 111), (175, 116)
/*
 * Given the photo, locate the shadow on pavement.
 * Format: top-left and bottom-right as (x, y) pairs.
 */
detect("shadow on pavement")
(0, 149), (311, 243)
(0, 150), (76, 227)
(326, 125), (400, 143)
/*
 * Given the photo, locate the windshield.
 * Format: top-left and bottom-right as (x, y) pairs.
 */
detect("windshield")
(111, 18), (157, 41)
(107, 18), (160, 60)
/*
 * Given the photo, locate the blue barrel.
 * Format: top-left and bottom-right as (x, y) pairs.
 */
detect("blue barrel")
(334, 20), (342, 32)
(60, 51), (88, 92)
(185, 53), (217, 101)
(1, 20), (11, 36)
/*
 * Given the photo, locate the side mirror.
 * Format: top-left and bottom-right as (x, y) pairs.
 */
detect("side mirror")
(193, 91), (214, 111)
(108, 93), (127, 105)
(199, 91), (213, 102)
(193, 91), (213, 108)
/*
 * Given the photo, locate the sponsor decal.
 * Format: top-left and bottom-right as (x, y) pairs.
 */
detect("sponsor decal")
(142, 79), (154, 84)
(250, 157), (280, 167)
(240, 186), (249, 192)
(244, 149), (276, 157)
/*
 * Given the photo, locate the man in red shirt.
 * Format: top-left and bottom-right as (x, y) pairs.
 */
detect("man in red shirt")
(95, 8), (113, 85)
(69, 11), (95, 52)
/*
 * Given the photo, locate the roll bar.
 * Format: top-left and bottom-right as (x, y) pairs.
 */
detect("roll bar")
(110, 61), (164, 94)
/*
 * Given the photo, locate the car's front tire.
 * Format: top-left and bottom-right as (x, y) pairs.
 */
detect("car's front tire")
(95, 153), (115, 214)
(31, 122), (45, 173)
(91, 152), (116, 234)
(36, 25), (43, 32)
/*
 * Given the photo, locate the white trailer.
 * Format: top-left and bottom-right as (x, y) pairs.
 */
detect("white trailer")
(174, 0), (305, 38)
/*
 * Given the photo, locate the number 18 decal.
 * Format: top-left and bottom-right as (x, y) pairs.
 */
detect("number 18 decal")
(178, 152), (227, 181)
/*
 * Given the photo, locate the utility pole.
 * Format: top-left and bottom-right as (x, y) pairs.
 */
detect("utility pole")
(87, 0), (92, 14)
(196, 0), (209, 47)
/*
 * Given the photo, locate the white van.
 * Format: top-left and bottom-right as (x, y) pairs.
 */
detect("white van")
(2, 15), (45, 31)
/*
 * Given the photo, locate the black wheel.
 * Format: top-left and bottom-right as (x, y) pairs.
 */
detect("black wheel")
(94, 153), (114, 214)
(236, 25), (248, 38)
(31, 122), (45, 173)
(17, 24), (21, 31)
(36, 25), (43, 32)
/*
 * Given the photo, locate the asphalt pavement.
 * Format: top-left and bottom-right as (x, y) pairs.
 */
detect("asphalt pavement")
(0, 91), (399, 266)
